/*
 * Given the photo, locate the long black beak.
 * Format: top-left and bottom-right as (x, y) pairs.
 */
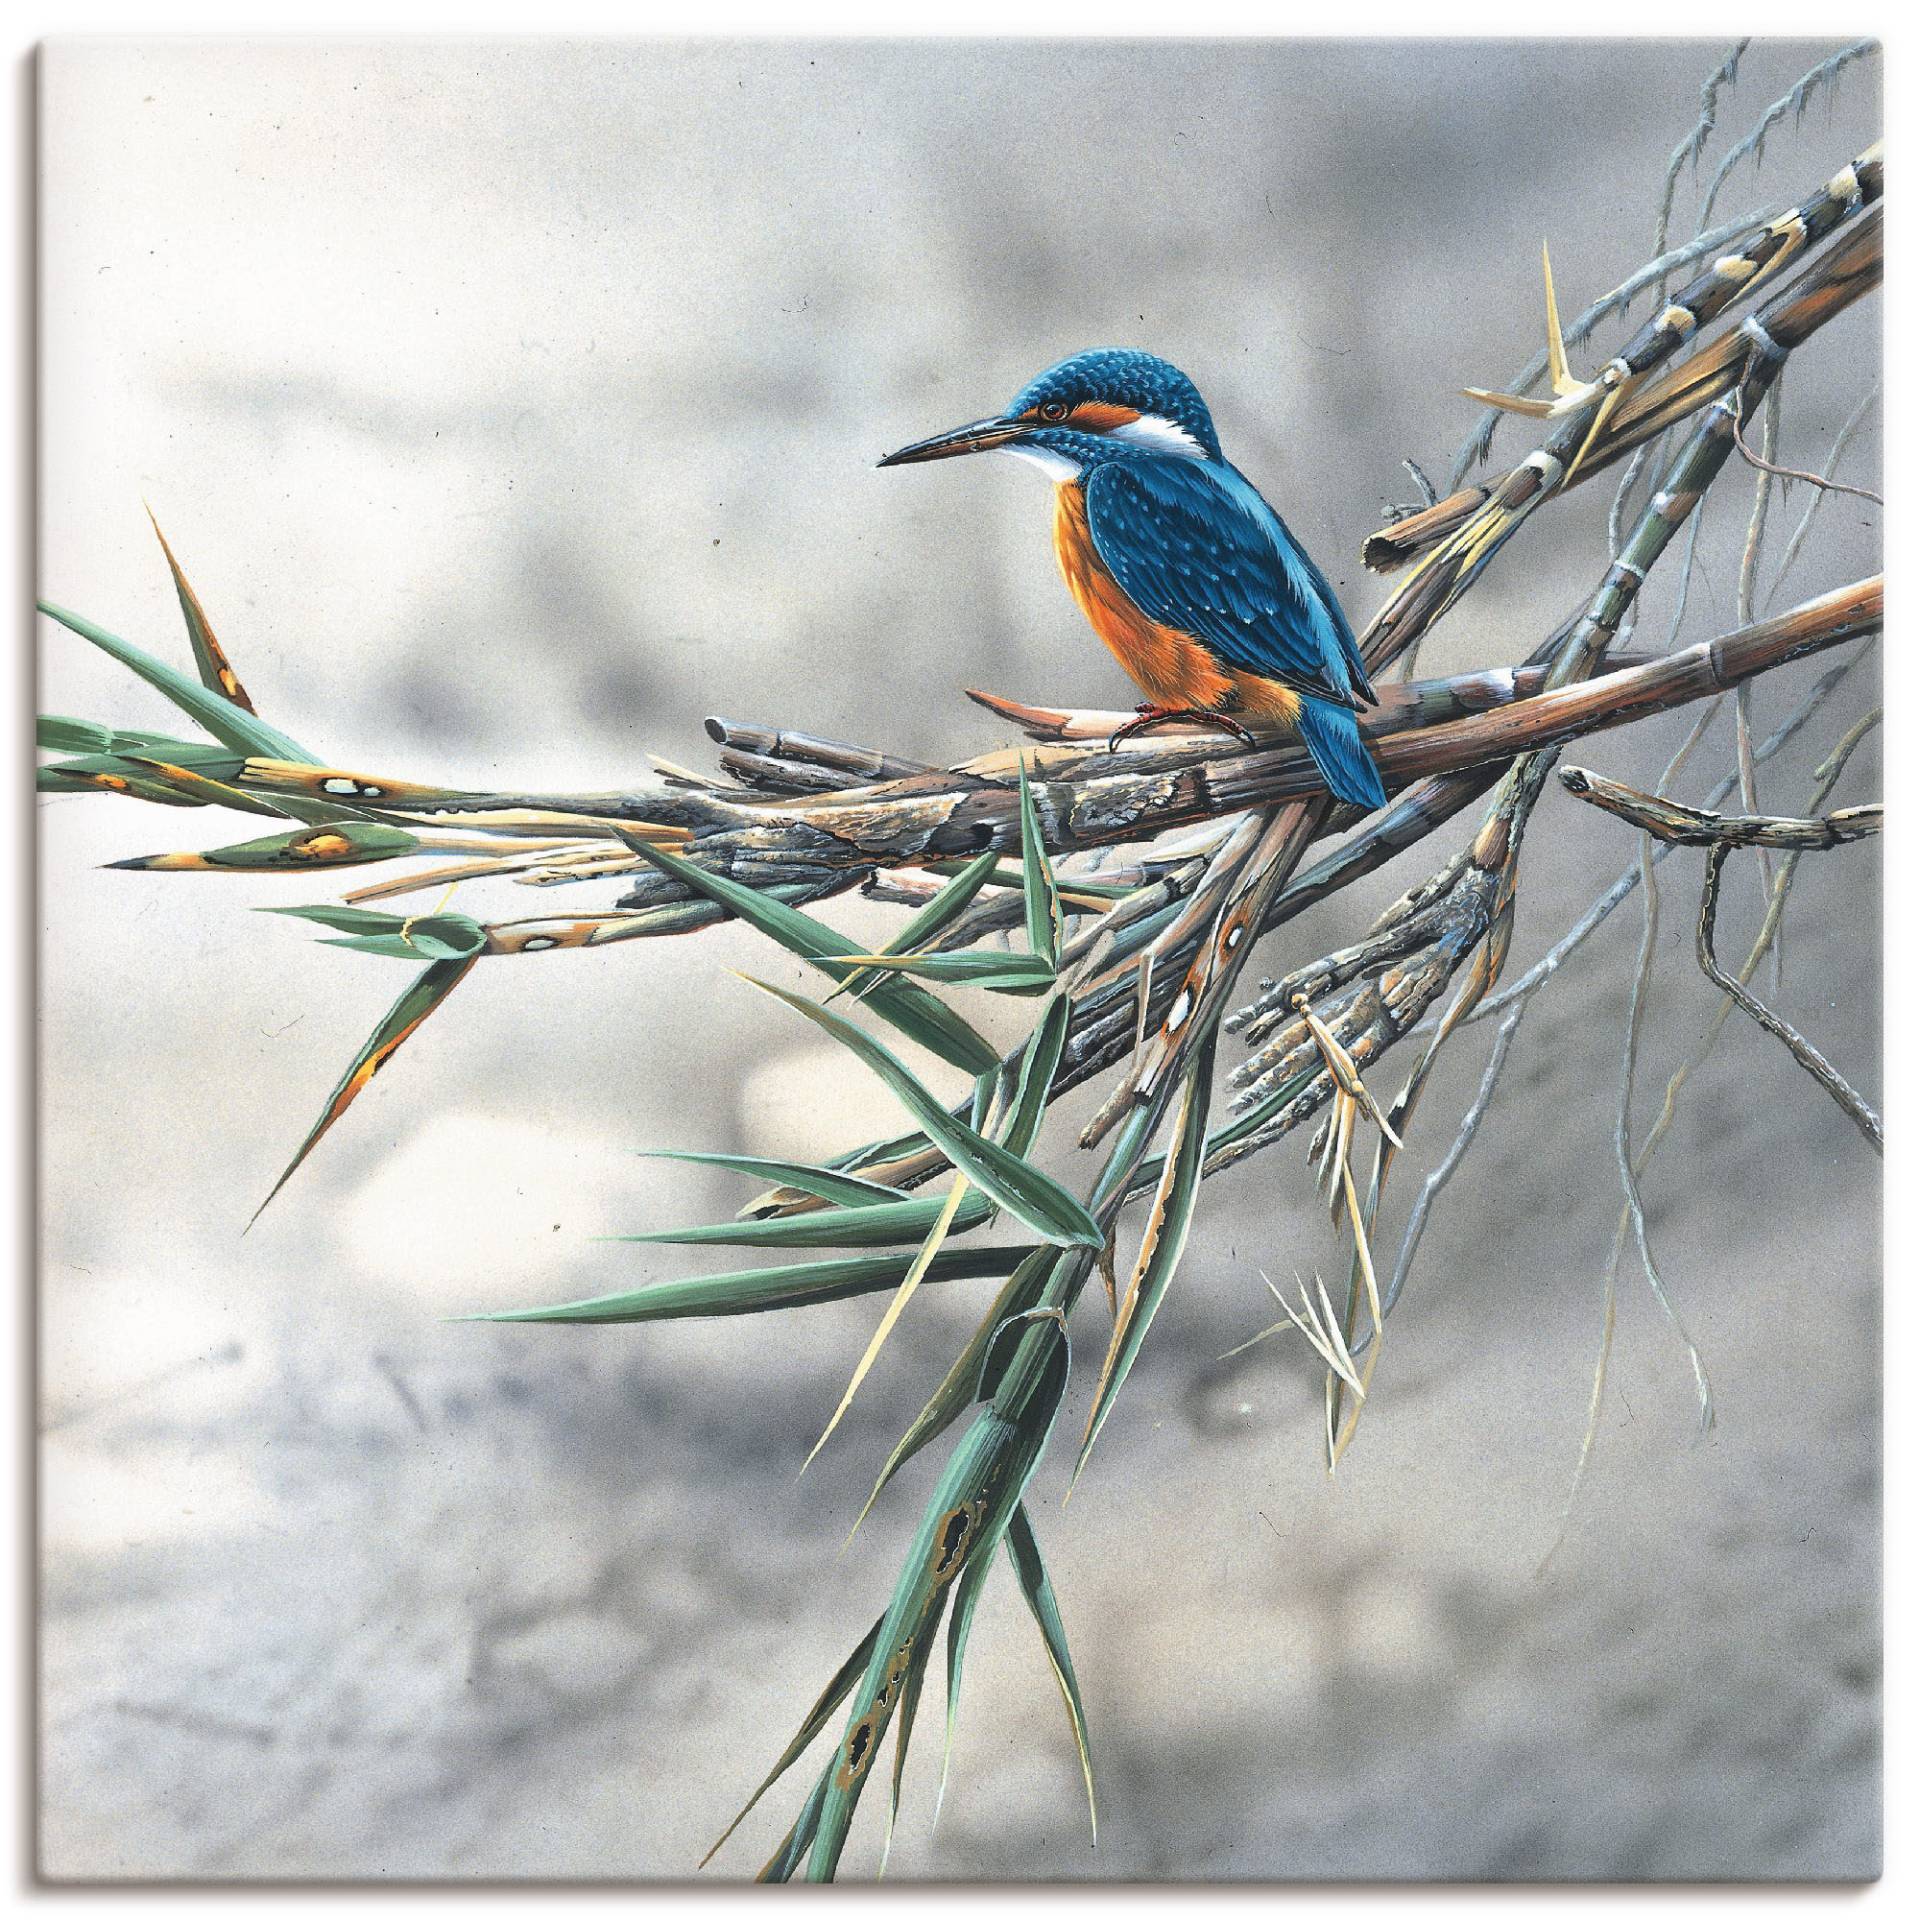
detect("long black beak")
(876, 415), (1027, 468)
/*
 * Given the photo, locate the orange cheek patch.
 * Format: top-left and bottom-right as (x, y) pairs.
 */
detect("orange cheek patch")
(1066, 401), (1142, 433)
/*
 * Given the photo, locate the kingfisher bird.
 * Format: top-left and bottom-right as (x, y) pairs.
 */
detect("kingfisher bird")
(878, 347), (1387, 811)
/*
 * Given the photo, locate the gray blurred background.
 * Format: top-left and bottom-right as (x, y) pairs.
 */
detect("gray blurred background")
(37, 37), (1881, 1881)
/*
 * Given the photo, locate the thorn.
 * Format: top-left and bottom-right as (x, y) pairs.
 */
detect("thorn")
(1463, 244), (1600, 425)
(1462, 387), (1556, 419)
(1542, 240), (1577, 397)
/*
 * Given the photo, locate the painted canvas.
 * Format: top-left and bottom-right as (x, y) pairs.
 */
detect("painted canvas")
(36, 36), (1881, 1882)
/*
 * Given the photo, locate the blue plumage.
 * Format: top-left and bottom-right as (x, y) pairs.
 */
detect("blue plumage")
(1293, 700), (1387, 811)
(1083, 456), (1375, 711)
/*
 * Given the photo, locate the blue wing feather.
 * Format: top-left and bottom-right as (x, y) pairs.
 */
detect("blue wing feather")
(1082, 456), (1375, 708)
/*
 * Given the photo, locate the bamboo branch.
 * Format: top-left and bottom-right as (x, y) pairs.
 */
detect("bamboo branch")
(1558, 767), (1881, 849)
(1363, 159), (1880, 574)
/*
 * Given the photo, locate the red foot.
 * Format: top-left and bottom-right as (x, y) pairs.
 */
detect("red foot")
(1106, 704), (1257, 752)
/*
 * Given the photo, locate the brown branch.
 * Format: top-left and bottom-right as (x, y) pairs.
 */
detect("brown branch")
(1361, 486), (1488, 572)
(965, 652), (1662, 744)
(1558, 766), (1881, 848)
(156, 581), (1863, 969)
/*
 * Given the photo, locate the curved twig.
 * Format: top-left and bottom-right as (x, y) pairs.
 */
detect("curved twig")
(1696, 841), (1883, 1150)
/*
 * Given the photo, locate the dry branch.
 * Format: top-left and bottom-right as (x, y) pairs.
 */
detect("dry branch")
(1558, 767), (1881, 849)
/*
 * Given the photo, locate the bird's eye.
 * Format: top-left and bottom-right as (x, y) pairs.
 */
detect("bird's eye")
(1039, 401), (1070, 422)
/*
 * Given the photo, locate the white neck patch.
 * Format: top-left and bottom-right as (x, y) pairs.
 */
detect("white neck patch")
(1108, 413), (1207, 458)
(999, 442), (1083, 483)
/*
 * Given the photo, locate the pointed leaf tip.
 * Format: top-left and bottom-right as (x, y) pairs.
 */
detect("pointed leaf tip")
(145, 509), (259, 713)
(250, 950), (479, 1225)
(738, 974), (1102, 1249)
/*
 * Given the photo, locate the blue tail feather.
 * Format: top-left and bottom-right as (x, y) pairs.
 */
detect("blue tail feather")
(1295, 698), (1387, 810)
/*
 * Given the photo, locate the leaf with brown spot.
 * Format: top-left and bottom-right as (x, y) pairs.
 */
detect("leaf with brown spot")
(37, 601), (314, 762)
(249, 950), (479, 1227)
(108, 820), (420, 873)
(700, 1613), (884, 1870)
(147, 510), (257, 712)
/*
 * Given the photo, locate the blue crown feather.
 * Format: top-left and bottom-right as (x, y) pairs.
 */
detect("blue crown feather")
(1007, 349), (1223, 461)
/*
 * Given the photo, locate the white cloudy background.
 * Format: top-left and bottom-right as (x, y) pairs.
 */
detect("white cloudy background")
(38, 38), (1880, 1880)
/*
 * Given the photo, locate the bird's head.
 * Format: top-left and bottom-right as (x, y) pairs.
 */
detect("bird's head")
(878, 348), (1222, 482)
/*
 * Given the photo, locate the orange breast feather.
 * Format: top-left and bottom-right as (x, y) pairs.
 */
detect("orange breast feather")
(1050, 485), (1300, 724)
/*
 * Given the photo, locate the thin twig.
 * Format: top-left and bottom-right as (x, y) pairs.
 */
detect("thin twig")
(1731, 407), (1883, 505)
(1767, 385), (1880, 607)
(1698, 42), (1879, 229)
(1697, 842), (1882, 1149)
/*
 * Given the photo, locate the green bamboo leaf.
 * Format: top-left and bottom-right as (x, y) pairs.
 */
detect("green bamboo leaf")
(847, 1248), (1059, 1542)
(250, 951), (480, 1226)
(44, 744), (241, 779)
(262, 902), (486, 960)
(1001, 992), (1070, 1159)
(701, 1614), (884, 1871)
(622, 836), (999, 1078)
(465, 1243), (1035, 1325)
(106, 820), (420, 874)
(40, 744), (288, 816)
(146, 510), (257, 712)
(1017, 762), (1062, 967)
(37, 600), (316, 762)
(925, 857), (1133, 901)
(34, 765), (97, 796)
(1004, 1502), (1097, 1843)
(636, 1148), (904, 1211)
(933, 1308), (1076, 1837)
(374, 917), (485, 962)
(37, 715), (199, 756)
(938, 1540), (996, 1826)
(969, 1066), (998, 1132)
(742, 976), (1102, 1249)
(615, 1188), (993, 1253)
(801, 1308), (1071, 1880)
(39, 716), (113, 755)
(262, 903), (413, 935)
(322, 935), (434, 960)
(752, 1000), (1041, 1221)
(828, 846), (1002, 1003)
(758, 1765), (834, 1883)
(828, 949), (1056, 995)
(1073, 1029), (1217, 1485)
(739, 1129), (934, 1218)
(37, 762), (207, 807)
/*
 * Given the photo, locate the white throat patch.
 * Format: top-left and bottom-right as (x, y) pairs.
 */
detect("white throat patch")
(1107, 413), (1207, 458)
(999, 442), (1083, 483)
